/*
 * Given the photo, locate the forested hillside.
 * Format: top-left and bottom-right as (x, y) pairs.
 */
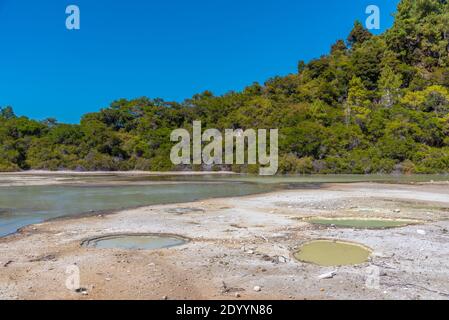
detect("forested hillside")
(1, 0), (449, 174)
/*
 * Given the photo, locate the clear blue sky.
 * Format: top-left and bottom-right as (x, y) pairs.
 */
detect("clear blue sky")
(0, 0), (399, 123)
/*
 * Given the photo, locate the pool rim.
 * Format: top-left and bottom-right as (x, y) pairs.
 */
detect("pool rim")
(80, 232), (191, 250)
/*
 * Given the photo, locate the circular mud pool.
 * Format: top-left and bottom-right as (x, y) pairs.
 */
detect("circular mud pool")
(294, 240), (372, 267)
(305, 217), (420, 229)
(82, 234), (188, 250)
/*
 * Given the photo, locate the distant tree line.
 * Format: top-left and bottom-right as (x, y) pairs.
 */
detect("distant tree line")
(1, 0), (449, 174)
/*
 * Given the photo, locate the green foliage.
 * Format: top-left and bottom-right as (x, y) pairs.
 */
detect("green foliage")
(347, 21), (373, 47)
(401, 85), (449, 115)
(386, 0), (449, 68)
(378, 65), (403, 107)
(1, 0), (449, 174)
(279, 155), (314, 174)
(0, 106), (16, 120)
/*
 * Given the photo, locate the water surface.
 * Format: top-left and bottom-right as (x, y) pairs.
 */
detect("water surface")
(0, 181), (275, 237)
(0, 174), (445, 238)
(294, 240), (371, 266)
(82, 234), (187, 250)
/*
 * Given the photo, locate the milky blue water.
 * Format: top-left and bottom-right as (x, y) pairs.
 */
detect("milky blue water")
(0, 181), (274, 237)
(0, 174), (446, 237)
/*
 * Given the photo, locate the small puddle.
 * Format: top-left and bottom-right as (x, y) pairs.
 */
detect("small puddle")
(82, 234), (188, 250)
(294, 240), (371, 266)
(305, 217), (419, 229)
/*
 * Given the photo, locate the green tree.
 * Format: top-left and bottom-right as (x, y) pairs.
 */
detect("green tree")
(378, 65), (403, 107)
(345, 76), (371, 126)
(347, 21), (372, 47)
(0, 106), (16, 119)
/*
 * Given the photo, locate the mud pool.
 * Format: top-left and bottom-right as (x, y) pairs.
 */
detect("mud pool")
(294, 240), (372, 266)
(82, 234), (188, 250)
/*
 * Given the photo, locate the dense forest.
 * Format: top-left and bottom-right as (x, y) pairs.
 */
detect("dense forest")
(1, 0), (449, 174)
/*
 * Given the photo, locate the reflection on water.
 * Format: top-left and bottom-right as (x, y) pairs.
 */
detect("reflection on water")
(0, 174), (446, 237)
(0, 181), (275, 237)
(211, 174), (449, 184)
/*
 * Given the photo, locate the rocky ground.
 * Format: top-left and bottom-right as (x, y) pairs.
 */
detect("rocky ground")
(0, 182), (449, 300)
